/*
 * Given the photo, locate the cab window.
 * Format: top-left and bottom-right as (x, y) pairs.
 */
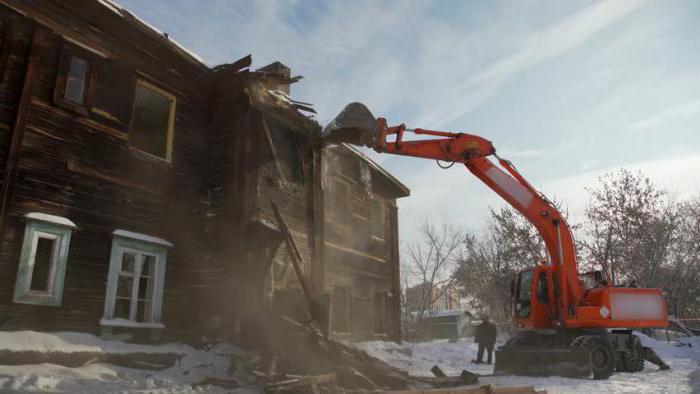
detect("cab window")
(536, 271), (549, 304)
(515, 271), (533, 318)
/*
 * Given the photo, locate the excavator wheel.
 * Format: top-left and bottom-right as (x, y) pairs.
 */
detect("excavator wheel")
(620, 335), (644, 372)
(572, 335), (614, 379)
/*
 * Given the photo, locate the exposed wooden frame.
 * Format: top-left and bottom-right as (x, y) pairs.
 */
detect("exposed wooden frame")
(128, 78), (177, 162)
(260, 114), (287, 182)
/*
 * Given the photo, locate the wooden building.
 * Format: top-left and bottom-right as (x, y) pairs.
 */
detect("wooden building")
(0, 0), (408, 343)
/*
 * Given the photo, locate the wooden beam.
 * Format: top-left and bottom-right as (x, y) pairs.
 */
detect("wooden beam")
(310, 146), (325, 293)
(0, 26), (43, 250)
(270, 200), (317, 323)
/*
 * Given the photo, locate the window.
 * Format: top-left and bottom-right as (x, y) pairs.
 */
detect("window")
(54, 44), (95, 114)
(0, 17), (11, 82)
(331, 286), (351, 333)
(515, 271), (533, 318)
(269, 121), (304, 183)
(332, 179), (350, 227)
(129, 80), (176, 161)
(373, 292), (388, 334)
(65, 56), (88, 104)
(13, 213), (76, 306)
(101, 230), (172, 328)
(370, 198), (385, 239)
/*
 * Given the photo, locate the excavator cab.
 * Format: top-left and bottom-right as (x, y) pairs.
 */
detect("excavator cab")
(511, 266), (556, 330)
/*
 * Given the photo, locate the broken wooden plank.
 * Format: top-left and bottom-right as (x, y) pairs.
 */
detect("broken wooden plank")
(271, 200), (317, 323)
(385, 385), (545, 394)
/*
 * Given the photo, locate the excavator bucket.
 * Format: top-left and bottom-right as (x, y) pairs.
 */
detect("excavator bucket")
(322, 102), (377, 147)
(494, 346), (593, 379)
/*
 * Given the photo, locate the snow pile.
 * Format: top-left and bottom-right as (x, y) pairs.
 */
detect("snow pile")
(0, 330), (182, 354)
(357, 334), (700, 394)
(0, 331), (256, 393)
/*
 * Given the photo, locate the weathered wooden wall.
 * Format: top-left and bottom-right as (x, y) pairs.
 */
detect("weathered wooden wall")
(0, 2), (213, 337)
(323, 145), (407, 341)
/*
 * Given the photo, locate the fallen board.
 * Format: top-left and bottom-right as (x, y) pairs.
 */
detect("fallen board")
(385, 384), (545, 394)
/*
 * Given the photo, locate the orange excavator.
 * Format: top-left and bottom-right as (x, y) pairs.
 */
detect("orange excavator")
(323, 103), (668, 379)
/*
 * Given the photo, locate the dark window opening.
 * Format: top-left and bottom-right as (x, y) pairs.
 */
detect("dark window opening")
(130, 81), (175, 160)
(515, 271), (533, 318)
(0, 18), (11, 82)
(29, 237), (55, 291)
(536, 271), (549, 304)
(331, 286), (351, 333)
(270, 124), (304, 183)
(332, 180), (350, 226)
(374, 292), (387, 334)
(371, 199), (385, 239)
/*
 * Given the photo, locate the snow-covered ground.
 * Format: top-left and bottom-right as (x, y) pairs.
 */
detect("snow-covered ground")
(0, 331), (258, 393)
(356, 334), (700, 394)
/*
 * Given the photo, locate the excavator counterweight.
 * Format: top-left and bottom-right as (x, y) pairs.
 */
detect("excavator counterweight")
(323, 103), (669, 380)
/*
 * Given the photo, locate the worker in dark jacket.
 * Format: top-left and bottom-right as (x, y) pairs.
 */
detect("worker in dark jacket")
(472, 315), (498, 364)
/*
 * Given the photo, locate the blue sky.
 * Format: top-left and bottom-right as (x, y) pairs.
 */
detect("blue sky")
(115, 0), (700, 242)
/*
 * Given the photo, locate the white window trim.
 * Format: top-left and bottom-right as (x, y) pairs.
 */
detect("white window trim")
(13, 213), (76, 306)
(101, 230), (170, 329)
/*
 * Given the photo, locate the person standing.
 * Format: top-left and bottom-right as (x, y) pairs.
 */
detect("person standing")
(472, 315), (498, 365)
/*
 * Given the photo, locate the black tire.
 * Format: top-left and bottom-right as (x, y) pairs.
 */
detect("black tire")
(572, 335), (615, 379)
(620, 335), (644, 372)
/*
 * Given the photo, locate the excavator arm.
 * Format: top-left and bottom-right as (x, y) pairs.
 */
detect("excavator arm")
(372, 118), (582, 325)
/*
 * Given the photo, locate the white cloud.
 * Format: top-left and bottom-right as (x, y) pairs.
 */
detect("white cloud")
(630, 99), (700, 130)
(415, 0), (648, 128)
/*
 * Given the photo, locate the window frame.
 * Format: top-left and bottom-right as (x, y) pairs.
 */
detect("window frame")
(331, 178), (351, 231)
(13, 213), (75, 306)
(373, 292), (388, 335)
(330, 285), (352, 334)
(128, 79), (177, 162)
(370, 197), (386, 240)
(53, 43), (97, 115)
(101, 230), (171, 329)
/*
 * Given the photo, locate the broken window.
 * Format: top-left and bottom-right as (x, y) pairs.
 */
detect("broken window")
(331, 286), (351, 333)
(129, 80), (176, 161)
(102, 230), (171, 328)
(370, 198), (385, 239)
(65, 56), (88, 104)
(332, 180), (351, 227)
(54, 44), (95, 114)
(373, 292), (388, 334)
(13, 213), (75, 306)
(269, 123), (304, 183)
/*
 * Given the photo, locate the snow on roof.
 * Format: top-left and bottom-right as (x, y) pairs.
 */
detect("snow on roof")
(112, 229), (173, 247)
(25, 212), (77, 228)
(96, 0), (207, 66)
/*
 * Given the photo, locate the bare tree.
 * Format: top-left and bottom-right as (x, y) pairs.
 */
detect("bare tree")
(453, 207), (546, 329)
(582, 169), (678, 287)
(401, 222), (463, 334)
